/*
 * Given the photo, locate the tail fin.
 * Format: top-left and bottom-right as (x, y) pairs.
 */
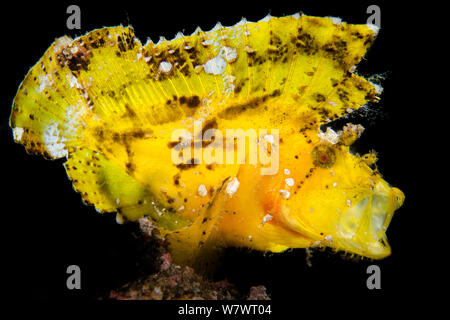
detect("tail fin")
(10, 35), (85, 158)
(9, 26), (194, 227)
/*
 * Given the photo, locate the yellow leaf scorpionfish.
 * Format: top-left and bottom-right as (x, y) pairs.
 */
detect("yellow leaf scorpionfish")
(10, 13), (404, 269)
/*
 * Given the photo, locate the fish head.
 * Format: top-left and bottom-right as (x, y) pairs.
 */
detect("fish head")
(263, 126), (404, 259)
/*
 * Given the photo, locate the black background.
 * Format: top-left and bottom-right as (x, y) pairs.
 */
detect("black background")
(1, 0), (432, 313)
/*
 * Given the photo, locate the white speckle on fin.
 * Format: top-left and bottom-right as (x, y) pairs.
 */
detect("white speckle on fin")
(156, 36), (167, 45)
(259, 14), (272, 22)
(220, 46), (237, 63)
(366, 23), (380, 36)
(43, 122), (67, 158)
(226, 177), (240, 197)
(203, 56), (227, 75)
(198, 184), (207, 197)
(68, 74), (82, 89)
(201, 39), (215, 46)
(262, 214), (273, 225)
(174, 32), (184, 40)
(371, 82), (383, 95)
(210, 22), (223, 32)
(12, 127), (24, 142)
(327, 101), (337, 107)
(318, 127), (341, 145)
(328, 16), (343, 25)
(285, 178), (294, 187)
(64, 104), (85, 135)
(234, 18), (248, 27)
(116, 213), (124, 224)
(280, 189), (290, 199)
(191, 26), (203, 36)
(263, 134), (275, 145)
(159, 61), (173, 74)
(37, 75), (53, 93)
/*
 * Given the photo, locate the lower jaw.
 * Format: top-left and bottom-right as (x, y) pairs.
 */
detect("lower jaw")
(334, 233), (391, 259)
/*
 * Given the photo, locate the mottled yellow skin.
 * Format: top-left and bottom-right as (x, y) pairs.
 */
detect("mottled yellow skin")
(10, 13), (404, 268)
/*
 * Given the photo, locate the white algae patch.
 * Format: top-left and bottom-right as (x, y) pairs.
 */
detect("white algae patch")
(159, 61), (173, 74)
(12, 127), (24, 142)
(226, 177), (240, 197)
(198, 184), (208, 197)
(43, 122), (67, 158)
(318, 127), (341, 145)
(204, 56), (227, 75)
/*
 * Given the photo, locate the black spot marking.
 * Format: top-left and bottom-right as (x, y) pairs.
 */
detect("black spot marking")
(218, 96), (267, 119)
(292, 28), (318, 55)
(123, 104), (137, 119)
(179, 95), (201, 108)
(314, 93), (326, 102)
(176, 159), (199, 170)
(167, 140), (180, 148)
(322, 38), (349, 69)
(270, 89), (281, 97)
(337, 88), (350, 102)
(173, 173), (181, 186)
(201, 119), (218, 134)
(247, 51), (266, 66)
(107, 91), (116, 99)
(131, 130), (145, 138)
(126, 162), (135, 173)
(351, 32), (364, 39)
(56, 42), (92, 72)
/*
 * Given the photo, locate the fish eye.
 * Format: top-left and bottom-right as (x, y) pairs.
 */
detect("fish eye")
(312, 144), (336, 168)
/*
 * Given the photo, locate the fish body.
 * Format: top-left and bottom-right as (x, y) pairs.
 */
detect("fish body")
(10, 13), (404, 267)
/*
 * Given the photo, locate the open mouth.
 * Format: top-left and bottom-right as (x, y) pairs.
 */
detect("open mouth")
(337, 181), (404, 259)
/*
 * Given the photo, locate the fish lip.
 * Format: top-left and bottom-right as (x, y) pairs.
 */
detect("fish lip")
(336, 181), (404, 259)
